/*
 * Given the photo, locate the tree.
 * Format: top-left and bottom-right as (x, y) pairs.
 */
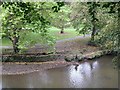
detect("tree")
(95, 2), (120, 50)
(51, 4), (71, 34)
(70, 2), (92, 36)
(70, 2), (100, 41)
(87, 2), (100, 41)
(1, 2), (64, 54)
(2, 2), (27, 53)
(94, 2), (120, 68)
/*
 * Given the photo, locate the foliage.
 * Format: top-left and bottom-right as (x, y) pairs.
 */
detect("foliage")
(94, 2), (120, 69)
(51, 4), (71, 33)
(95, 15), (118, 51)
(1, 2), (64, 53)
(70, 2), (92, 35)
(95, 2), (120, 51)
(69, 2), (120, 68)
(70, 2), (100, 39)
(1, 1), (120, 69)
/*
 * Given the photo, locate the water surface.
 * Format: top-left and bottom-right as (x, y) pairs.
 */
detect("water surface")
(2, 55), (118, 88)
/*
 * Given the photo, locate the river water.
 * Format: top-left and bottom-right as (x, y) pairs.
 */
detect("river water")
(2, 55), (118, 88)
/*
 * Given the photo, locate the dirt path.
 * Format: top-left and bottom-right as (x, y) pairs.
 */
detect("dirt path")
(27, 35), (98, 54)
(56, 35), (98, 54)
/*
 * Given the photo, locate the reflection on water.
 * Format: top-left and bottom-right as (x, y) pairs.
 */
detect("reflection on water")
(2, 55), (118, 88)
(68, 61), (99, 88)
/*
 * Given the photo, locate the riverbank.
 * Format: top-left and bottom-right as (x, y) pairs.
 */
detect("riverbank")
(1, 36), (100, 75)
(2, 61), (74, 75)
(2, 60), (86, 75)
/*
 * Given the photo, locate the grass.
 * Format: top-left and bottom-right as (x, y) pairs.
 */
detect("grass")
(1, 38), (12, 46)
(1, 27), (81, 46)
(48, 27), (81, 40)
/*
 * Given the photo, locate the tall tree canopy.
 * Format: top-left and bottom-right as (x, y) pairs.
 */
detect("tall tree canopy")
(1, 2), (64, 53)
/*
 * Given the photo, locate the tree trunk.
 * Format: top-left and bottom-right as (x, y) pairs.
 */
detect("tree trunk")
(91, 25), (96, 41)
(91, 7), (96, 42)
(12, 36), (19, 54)
(89, 2), (97, 42)
(60, 26), (64, 34)
(0, 0), (2, 6)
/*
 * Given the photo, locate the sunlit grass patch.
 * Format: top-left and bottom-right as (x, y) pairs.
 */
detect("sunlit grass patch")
(48, 27), (80, 40)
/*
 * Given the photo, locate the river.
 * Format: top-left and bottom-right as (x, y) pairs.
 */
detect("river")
(1, 55), (118, 88)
